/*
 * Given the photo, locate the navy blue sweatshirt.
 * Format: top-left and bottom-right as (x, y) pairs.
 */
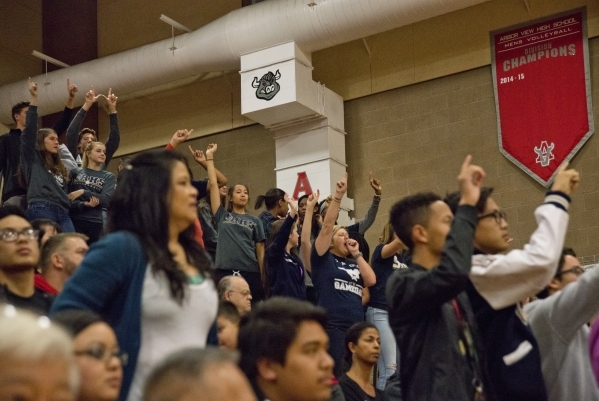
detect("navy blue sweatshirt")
(266, 214), (306, 300)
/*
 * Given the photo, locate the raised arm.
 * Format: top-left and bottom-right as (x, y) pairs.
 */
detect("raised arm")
(314, 173), (347, 256)
(53, 78), (78, 138)
(167, 129), (191, 150)
(470, 162), (579, 309)
(301, 190), (320, 272)
(202, 143), (221, 215)
(66, 86), (101, 158)
(269, 194), (297, 256)
(380, 234), (407, 259)
(353, 173), (382, 235)
(188, 141), (228, 187)
(103, 89), (120, 168)
(20, 79), (39, 175)
(388, 156), (486, 323)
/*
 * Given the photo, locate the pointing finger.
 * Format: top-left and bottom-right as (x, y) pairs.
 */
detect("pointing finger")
(461, 155), (472, 171)
(556, 160), (569, 174)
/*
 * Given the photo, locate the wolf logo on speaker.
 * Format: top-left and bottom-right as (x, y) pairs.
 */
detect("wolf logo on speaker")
(252, 70), (281, 100)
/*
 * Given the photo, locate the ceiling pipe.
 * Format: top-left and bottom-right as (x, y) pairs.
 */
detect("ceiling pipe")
(0, 0), (489, 124)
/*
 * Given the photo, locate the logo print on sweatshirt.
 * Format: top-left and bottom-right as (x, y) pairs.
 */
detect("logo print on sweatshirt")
(252, 70), (281, 100)
(338, 266), (360, 282)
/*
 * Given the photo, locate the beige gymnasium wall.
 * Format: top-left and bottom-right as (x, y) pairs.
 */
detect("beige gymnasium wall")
(1, 0), (598, 259)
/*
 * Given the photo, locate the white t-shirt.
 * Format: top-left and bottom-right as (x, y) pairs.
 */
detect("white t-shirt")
(127, 266), (218, 401)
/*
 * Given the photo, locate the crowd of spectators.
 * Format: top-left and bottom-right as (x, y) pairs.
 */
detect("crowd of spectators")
(1, 78), (599, 401)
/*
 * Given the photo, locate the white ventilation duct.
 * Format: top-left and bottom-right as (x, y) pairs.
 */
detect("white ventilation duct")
(0, 0), (489, 124)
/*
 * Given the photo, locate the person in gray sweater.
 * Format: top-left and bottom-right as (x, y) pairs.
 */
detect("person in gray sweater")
(524, 248), (599, 401)
(68, 140), (116, 243)
(21, 79), (76, 232)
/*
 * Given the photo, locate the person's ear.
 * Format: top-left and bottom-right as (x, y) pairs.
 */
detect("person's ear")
(51, 254), (64, 270)
(348, 341), (357, 354)
(412, 224), (428, 245)
(256, 357), (279, 382)
(547, 277), (561, 294)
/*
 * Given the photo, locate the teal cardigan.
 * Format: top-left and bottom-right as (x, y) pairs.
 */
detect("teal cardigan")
(51, 231), (148, 401)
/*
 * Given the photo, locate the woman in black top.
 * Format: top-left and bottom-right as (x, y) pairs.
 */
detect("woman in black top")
(265, 194), (306, 300)
(339, 322), (387, 401)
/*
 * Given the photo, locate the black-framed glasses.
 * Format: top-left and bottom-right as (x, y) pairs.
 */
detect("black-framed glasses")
(228, 289), (252, 298)
(0, 228), (39, 242)
(556, 266), (584, 277)
(75, 346), (128, 366)
(477, 211), (507, 225)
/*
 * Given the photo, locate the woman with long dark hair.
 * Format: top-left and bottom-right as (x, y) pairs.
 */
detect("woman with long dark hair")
(21, 79), (78, 232)
(52, 150), (217, 401)
(254, 187), (288, 238)
(265, 194), (306, 300)
(202, 144), (266, 303)
(340, 322), (387, 401)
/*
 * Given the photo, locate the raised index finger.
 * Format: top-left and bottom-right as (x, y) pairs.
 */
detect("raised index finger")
(461, 155), (472, 172)
(556, 160), (570, 174)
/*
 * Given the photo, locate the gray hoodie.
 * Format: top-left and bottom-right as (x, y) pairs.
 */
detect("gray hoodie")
(20, 106), (71, 211)
(524, 265), (599, 401)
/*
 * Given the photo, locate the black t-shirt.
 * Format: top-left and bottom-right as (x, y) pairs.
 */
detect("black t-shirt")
(311, 248), (364, 328)
(368, 244), (410, 310)
(192, 179), (208, 200)
(339, 374), (388, 401)
(0, 285), (54, 315)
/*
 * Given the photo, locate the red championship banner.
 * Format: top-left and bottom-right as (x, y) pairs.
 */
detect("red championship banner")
(491, 8), (593, 186)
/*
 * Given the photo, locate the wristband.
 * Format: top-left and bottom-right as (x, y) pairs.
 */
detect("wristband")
(333, 197), (342, 203)
(373, 194), (381, 199)
(352, 252), (363, 260)
(206, 158), (214, 161)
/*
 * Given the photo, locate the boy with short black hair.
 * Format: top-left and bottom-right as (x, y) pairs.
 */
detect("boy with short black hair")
(216, 300), (240, 350)
(387, 156), (492, 401)
(238, 297), (335, 401)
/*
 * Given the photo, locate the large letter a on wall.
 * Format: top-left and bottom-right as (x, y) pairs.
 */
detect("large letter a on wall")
(293, 172), (313, 199)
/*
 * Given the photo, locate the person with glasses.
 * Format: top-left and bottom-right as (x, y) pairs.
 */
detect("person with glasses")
(443, 162), (580, 401)
(53, 310), (125, 401)
(526, 248), (599, 401)
(0, 205), (54, 315)
(217, 275), (253, 316)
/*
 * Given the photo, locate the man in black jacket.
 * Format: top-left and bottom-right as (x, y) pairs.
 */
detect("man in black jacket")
(386, 155), (492, 401)
(0, 79), (77, 207)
